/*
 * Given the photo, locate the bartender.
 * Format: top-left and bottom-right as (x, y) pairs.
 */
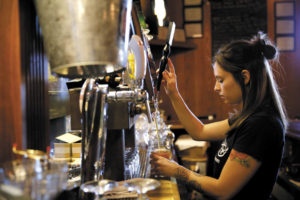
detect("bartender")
(150, 32), (287, 200)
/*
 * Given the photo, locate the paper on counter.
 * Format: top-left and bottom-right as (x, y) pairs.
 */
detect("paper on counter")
(175, 134), (207, 151)
(56, 132), (81, 143)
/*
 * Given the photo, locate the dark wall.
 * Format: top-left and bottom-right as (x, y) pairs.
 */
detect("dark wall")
(19, 0), (49, 151)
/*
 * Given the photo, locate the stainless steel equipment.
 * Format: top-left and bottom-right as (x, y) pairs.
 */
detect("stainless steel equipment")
(35, 0), (155, 187)
(105, 86), (151, 180)
(78, 77), (152, 183)
(80, 79), (108, 183)
(35, 0), (132, 78)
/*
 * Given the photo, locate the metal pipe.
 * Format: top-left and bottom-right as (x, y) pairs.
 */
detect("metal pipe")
(80, 79), (108, 184)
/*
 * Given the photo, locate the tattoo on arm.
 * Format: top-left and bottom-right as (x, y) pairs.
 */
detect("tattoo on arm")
(174, 167), (189, 181)
(175, 167), (204, 193)
(189, 172), (204, 193)
(229, 150), (250, 168)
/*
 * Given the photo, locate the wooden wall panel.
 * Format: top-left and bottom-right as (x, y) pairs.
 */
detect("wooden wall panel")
(160, 1), (230, 124)
(0, 0), (22, 163)
(267, 0), (300, 119)
(165, 0), (184, 28)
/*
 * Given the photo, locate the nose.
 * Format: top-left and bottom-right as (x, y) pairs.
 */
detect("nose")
(214, 81), (220, 93)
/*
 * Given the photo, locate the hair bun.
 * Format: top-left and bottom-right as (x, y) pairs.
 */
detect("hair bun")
(262, 44), (277, 60)
(252, 32), (278, 60)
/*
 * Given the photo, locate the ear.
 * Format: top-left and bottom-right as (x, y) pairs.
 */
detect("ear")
(241, 70), (250, 85)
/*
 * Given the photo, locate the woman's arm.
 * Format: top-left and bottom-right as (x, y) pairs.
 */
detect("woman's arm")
(163, 59), (230, 141)
(150, 149), (261, 200)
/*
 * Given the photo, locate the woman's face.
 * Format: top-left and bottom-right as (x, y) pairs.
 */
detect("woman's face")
(213, 62), (243, 107)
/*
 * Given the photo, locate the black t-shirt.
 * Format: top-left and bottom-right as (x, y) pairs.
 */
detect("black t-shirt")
(213, 108), (285, 200)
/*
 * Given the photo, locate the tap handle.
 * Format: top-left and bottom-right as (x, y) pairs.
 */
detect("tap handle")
(156, 22), (176, 92)
(145, 99), (152, 123)
(156, 48), (169, 92)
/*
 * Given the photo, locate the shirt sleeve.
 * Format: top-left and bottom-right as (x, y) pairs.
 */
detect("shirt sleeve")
(232, 115), (283, 162)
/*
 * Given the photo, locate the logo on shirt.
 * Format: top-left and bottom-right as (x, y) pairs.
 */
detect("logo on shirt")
(217, 139), (229, 157)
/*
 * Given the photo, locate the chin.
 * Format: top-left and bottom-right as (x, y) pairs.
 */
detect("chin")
(222, 98), (229, 104)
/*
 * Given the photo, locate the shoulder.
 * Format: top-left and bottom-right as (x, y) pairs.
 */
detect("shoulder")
(232, 111), (284, 161)
(235, 110), (285, 146)
(241, 111), (284, 134)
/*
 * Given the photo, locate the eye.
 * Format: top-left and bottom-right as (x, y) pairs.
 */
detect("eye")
(217, 79), (223, 84)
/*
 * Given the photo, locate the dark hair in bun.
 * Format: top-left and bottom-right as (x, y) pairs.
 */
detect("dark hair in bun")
(251, 31), (278, 60)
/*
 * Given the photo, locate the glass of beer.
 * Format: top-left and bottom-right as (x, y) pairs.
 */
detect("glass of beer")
(152, 148), (172, 160)
(150, 139), (172, 178)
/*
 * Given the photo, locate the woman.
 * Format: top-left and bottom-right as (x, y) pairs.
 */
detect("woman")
(150, 32), (288, 200)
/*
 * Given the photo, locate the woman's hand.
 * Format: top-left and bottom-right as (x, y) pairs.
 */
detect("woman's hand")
(150, 152), (180, 177)
(161, 58), (179, 99)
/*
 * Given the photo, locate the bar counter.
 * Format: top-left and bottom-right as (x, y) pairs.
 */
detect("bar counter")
(60, 177), (183, 200)
(147, 178), (181, 200)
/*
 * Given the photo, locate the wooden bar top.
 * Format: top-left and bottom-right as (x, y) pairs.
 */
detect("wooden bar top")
(147, 178), (181, 200)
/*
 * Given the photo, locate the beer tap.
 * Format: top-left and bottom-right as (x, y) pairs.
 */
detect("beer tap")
(107, 89), (151, 123)
(156, 21), (176, 98)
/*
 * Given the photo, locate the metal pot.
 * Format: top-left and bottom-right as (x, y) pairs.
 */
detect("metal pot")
(34, 0), (132, 78)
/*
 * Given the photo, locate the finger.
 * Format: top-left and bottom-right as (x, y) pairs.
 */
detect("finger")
(168, 58), (175, 74)
(152, 153), (165, 159)
(163, 71), (170, 79)
(150, 153), (160, 160)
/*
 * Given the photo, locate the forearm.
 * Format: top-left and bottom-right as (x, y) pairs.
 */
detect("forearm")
(174, 165), (227, 200)
(169, 92), (204, 140)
